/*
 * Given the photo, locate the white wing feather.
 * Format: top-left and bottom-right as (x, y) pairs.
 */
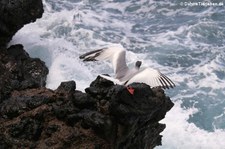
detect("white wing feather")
(97, 46), (125, 74)
(99, 74), (124, 85)
(80, 44), (175, 89)
(80, 44), (127, 74)
(125, 68), (175, 89)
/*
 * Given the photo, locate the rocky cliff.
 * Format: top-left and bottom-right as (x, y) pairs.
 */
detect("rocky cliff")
(0, 0), (174, 149)
(0, 0), (43, 47)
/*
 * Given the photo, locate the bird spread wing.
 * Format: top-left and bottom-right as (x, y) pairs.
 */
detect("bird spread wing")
(124, 68), (175, 89)
(80, 45), (175, 89)
(79, 45), (128, 75)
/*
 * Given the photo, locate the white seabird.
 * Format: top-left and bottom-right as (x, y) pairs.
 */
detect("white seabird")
(79, 44), (175, 90)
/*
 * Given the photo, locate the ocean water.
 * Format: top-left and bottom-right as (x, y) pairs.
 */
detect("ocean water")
(10, 0), (225, 148)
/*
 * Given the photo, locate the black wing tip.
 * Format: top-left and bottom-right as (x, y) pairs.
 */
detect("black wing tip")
(79, 55), (96, 61)
(79, 55), (85, 59)
(79, 48), (104, 61)
(159, 84), (175, 90)
(83, 58), (97, 61)
(163, 82), (176, 90)
(159, 74), (176, 90)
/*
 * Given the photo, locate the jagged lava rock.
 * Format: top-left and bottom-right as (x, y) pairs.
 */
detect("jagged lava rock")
(0, 44), (48, 103)
(0, 0), (44, 47)
(86, 76), (174, 149)
(0, 81), (110, 149)
(0, 77), (173, 149)
(0, 0), (174, 148)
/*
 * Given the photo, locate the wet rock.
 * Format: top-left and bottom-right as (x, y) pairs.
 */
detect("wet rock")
(0, 0), (44, 47)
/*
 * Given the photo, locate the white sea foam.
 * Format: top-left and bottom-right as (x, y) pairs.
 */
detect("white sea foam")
(156, 101), (225, 149)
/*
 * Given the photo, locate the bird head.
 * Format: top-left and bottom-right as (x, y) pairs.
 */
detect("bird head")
(135, 61), (142, 69)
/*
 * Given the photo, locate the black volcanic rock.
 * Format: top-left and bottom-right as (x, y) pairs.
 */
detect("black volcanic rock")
(0, 45), (48, 103)
(85, 78), (174, 148)
(85, 75), (114, 99)
(72, 91), (97, 110)
(108, 83), (173, 148)
(56, 80), (76, 94)
(0, 0), (174, 148)
(0, 88), (53, 119)
(0, 0), (44, 47)
(0, 81), (110, 149)
(0, 76), (174, 149)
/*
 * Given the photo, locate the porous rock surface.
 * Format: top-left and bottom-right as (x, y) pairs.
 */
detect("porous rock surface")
(0, 44), (48, 103)
(0, 0), (44, 47)
(0, 77), (174, 149)
(0, 0), (174, 148)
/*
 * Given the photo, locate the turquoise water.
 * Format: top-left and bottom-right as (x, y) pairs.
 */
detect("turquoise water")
(10, 0), (225, 148)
